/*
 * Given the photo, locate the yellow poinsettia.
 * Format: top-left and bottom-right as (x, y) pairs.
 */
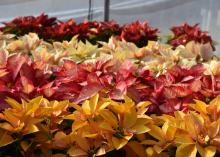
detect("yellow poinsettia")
(65, 94), (152, 151)
(141, 120), (176, 154)
(7, 33), (41, 53)
(67, 134), (112, 157)
(65, 94), (110, 131)
(145, 147), (169, 157)
(2, 93), (220, 156)
(62, 94), (114, 156)
(100, 96), (152, 150)
(0, 128), (15, 147)
(173, 98), (220, 157)
(0, 96), (46, 134)
(137, 96), (220, 157)
(0, 96), (70, 151)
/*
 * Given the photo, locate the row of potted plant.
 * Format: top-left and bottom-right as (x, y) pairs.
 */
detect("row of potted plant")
(0, 14), (215, 49)
(1, 93), (220, 157)
(0, 14), (219, 156)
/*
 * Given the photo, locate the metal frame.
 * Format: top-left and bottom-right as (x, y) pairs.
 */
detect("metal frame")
(88, 0), (110, 21)
(88, 0), (93, 21)
(104, 0), (110, 21)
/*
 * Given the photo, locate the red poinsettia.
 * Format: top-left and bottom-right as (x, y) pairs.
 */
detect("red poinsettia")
(1, 14), (158, 47)
(97, 21), (121, 35)
(120, 21), (158, 47)
(42, 19), (79, 41)
(1, 13), (57, 36)
(168, 23), (215, 50)
(0, 54), (112, 108)
(77, 20), (121, 43)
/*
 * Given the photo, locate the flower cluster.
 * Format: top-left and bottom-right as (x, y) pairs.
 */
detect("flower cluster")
(0, 32), (217, 115)
(168, 23), (215, 50)
(1, 14), (215, 50)
(0, 94), (152, 156)
(120, 21), (158, 47)
(0, 14), (57, 36)
(140, 95), (220, 157)
(0, 14), (158, 47)
(1, 93), (220, 156)
(0, 15), (219, 156)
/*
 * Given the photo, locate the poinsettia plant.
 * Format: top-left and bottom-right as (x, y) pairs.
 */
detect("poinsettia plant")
(120, 21), (158, 47)
(168, 23), (215, 50)
(0, 15), (219, 156)
(1, 93), (220, 156)
(0, 94), (152, 156)
(0, 13), (57, 36)
(1, 51), (220, 115)
(0, 14), (158, 47)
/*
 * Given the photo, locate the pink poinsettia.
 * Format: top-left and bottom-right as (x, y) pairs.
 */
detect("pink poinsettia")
(137, 64), (220, 114)
(152, 64), (204, 114)
(0, 55), (110, 107)
(41, 59), (112, 103)
(1, 53), (220, 115)
(0, 54), (52, 109)
(109, 60), (137, 100)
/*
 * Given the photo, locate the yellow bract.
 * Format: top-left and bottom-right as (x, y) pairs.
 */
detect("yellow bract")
(137, 95), (220, 157)
(1, 94), (220, 156)
(67, 94), (151, 152)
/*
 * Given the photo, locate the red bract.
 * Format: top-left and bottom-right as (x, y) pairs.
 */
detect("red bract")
(138, 64), (220, 114)
(77, 21), (94, 39)
(93, 21), (121, 43)
(200, 75), (220, 98)
(120, 64), (208, 114)
(77, 20), (121, 43)
(1, 13), (57, 36)
(50, 60), (88, 101)
(43, 19), (79, 41)
(168, 23), (215, 50)
(38, 60), (137, 103)
(97, 21), (121, 35)
(121, 21), (158, 47)
(1, 14), (158, 47)
(0, 56), (113, 107)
